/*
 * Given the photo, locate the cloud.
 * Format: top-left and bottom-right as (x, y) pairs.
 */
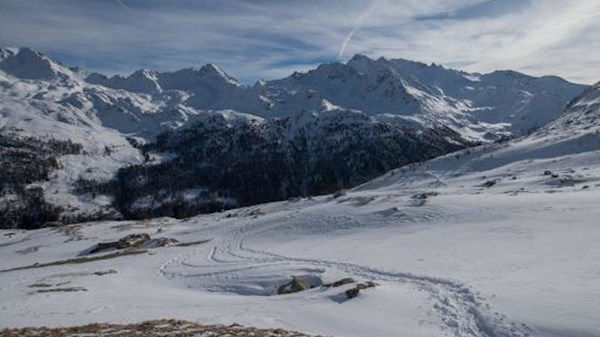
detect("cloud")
(337, 0), (385, 60)
(113, 0), (133, 16)
(417, 0), (531, 21)
(0, 0), (597, 84)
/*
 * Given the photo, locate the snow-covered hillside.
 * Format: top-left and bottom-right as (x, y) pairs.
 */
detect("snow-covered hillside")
(1, 81), (599, 336)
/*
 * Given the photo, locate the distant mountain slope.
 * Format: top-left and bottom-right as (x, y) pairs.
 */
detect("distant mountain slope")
(542, 81), (600, 138)
(359, 81), (600, 193)
(272, 54), (585, 138)
(103, 108), (466, 219)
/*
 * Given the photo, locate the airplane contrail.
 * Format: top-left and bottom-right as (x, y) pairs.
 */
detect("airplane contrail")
(114, 0), (133, 15)
(557, 9), (600, 28)
(337, 0), (384, 60)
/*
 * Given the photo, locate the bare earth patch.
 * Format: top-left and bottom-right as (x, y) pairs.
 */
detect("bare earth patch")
(30, 286), (87, 294)
(52, 225), (84, 242)
(0, 249), (146, 273)
(0, 319), (330, 337)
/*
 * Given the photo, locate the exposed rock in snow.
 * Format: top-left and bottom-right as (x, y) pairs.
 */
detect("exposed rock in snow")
(87, 69), (163, 95)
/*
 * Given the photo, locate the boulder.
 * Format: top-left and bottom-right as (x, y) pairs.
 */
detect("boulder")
(87, 233), (151, 254)
(323, 278), (355, 288)
(117, 233), (151, 247)
(482, 180), (497, 188)
(345, 287), (360, 299)
(345, 281), (379, 299)
(142, 237), (179, 248)
(277, 276), (312, 295)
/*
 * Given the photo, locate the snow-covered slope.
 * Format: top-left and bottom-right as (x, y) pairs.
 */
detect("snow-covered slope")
(1, 82), (598, 336)
(543, 81), (600, 138)
(0, 63), (144, 224)
(364, 79), (600, 196)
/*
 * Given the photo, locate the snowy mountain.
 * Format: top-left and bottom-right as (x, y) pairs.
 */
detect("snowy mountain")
(1, 47), (584, 142)
(360, 80), (600, 193)
(0, 47), (589, 228)
(0, 47), (77, 80)
(273, 54), (585, 138)
(1, 47), (599, 337)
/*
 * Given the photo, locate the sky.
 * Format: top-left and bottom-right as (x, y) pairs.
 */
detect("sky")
(0, 0), (598, 84)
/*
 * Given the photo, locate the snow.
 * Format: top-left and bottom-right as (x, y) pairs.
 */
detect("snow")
(0, 47), (598, 336)
(1, 170), (598, 336)
(2, 86), (600, 336)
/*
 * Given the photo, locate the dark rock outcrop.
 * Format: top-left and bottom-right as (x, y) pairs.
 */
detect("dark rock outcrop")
(87, 233), (151, 254)
(278, 276), (313, 295)
(85, 233), (179, 255)
(345, 281), (379, 299)
(323, 278), (355, 288)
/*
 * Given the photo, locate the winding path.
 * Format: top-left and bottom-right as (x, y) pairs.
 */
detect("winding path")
(158, 211), (532, 337)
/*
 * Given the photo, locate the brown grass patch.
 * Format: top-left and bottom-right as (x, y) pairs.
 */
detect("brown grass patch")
(0, 319), (330, 337)
(0, 249), (146, 273)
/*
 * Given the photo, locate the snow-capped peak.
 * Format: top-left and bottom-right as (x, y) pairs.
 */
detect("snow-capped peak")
(132, 68), (159, 79)
(125, 69), (162, 94)
(346, 53), (377, 73)
(0, 47), (20, 60)
(84, 62), (241, 94)
(86, 68), (162, 94)
(198, 63), (240, 87)
(347, 54), (433, 78)
(0, 47), (75, 80)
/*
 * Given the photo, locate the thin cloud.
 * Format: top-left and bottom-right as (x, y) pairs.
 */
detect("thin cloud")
(338, 0), (384, 60)
(113, 0), (133, 16)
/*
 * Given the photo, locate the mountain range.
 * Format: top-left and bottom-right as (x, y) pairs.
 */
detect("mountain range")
(0, 47), (591, 228)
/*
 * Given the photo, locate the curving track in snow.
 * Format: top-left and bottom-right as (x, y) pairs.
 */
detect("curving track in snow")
(158, 210), (532, 337)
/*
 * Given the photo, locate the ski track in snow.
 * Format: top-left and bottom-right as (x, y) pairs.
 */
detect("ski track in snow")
(158, 213), (532, 337)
